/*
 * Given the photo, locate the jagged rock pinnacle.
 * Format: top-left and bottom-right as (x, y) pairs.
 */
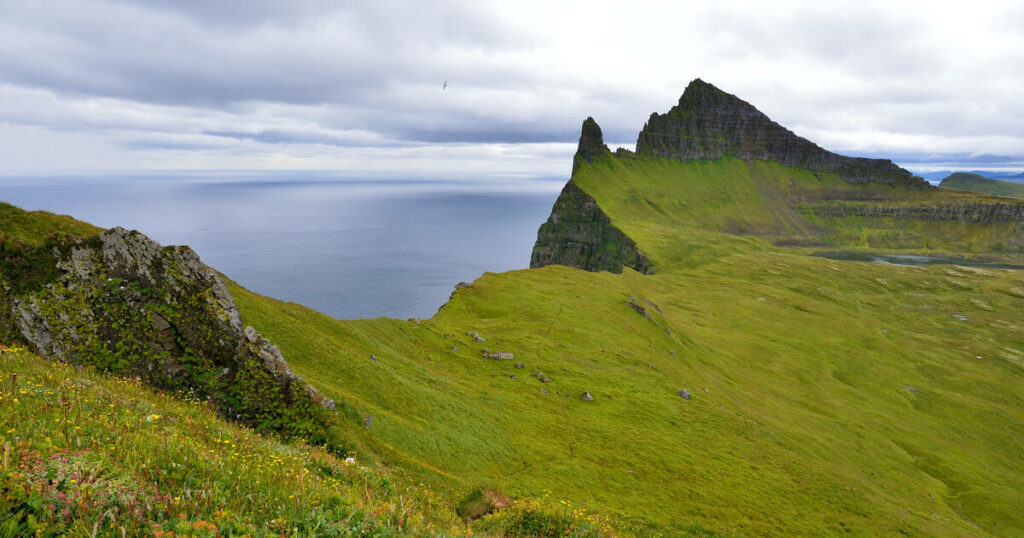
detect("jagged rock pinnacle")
(576, 117), (610, 163)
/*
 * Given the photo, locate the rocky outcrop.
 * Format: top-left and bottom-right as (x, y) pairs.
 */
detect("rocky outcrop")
(575, 117), (610, 165)
(635, 79), (930, 189)
(530, 180), (653, 274)
(0, 227), (333, 440)
(811, 201), (1024, 222)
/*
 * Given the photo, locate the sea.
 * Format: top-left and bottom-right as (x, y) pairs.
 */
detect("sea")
(0, 172), (565, 319)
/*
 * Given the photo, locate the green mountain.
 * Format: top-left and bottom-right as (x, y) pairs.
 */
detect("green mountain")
(940, 172), (1024, 199)
(3, 80), (1024, 536)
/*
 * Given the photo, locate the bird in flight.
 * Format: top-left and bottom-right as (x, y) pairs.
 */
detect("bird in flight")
(443, 81), (447, 90)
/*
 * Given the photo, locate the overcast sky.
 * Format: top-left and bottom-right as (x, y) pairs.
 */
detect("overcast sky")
(1, 0), (1022, 177)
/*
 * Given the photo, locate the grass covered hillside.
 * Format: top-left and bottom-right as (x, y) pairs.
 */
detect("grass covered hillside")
(230, 153), (1024, 536)
(1, 344), (630, 537)
(0, 344), (465, 536)
(940, 172), (1024, 199)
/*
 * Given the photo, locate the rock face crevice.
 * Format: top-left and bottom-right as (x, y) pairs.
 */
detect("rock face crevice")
(530, 180), (652, 274)
(0, 227), (334, 440)
(636, 79), (929, 189)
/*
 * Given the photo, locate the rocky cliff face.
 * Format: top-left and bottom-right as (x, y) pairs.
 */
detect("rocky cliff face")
(531, 118), (652, 274)
(0, 227), (333, 441)
(812, 201), (1024, 222)
(531, 180), (652, 274)
(636, 79), (929, 189)
(575, 117), (610, 165)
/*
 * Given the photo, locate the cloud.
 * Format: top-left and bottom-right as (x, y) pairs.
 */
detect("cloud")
(0, 0), (1021, 175)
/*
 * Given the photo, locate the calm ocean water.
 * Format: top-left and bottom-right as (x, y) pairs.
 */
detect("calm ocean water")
(0, 173), (564, 319)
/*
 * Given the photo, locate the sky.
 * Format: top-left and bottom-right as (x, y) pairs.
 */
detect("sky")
(1, 0), (1022, 177)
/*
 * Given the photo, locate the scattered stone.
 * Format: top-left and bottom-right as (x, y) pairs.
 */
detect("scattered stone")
(670, 351), (676, 357)
(532, 372), (545, 378)
(364, 414), (373, 430)
(704, 388), (710, 393)
(626, 469), (634, 474)
(581, 391), (593, 401)
(678, 389), (692, 400)
(976, 355), (983, 359)
(465, 331), (478, 337)
(474, 335), (486, 343)
(455, 281), (472, 289)
(952, 314), (968, 321)
(483, 351), (514, 360)
(510, 375), (518, 379)
(540, 388), (549, 395)
(449, 346), (459, 352)
(540, 377), (551, 383)
(370, 354), (377, 361)
(627, 300), (651, 319)
(514, 362), (525, 369)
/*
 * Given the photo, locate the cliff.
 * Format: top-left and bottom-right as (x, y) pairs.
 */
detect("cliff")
(636, 79), (929, 188)
(0, 225), (334, 441)
(531, 119), (652, 274)
(530, 180), (652, 274)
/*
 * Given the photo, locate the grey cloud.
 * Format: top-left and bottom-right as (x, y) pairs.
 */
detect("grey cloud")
(0, 0), (535, 107)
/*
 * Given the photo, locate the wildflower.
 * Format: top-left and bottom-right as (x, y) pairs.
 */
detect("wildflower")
(344, 456), (356, 465)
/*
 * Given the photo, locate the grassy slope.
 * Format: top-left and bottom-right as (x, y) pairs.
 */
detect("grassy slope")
(0, 345), (465, 536)
(940, 173), (1024, 199)
(0, 202), (102, 246)
(232, 156), (1024, 536)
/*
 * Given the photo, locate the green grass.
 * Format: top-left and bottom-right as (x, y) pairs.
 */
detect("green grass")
(0, 344), (467, 536)
(0, 345), (623, 537)
(939, 173), (1024, 199)
(0, 202), (101, 246)
(232, 252), (1024, 536)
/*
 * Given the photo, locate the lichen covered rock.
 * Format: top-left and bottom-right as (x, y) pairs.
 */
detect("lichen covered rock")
(0, 227), (332, 441)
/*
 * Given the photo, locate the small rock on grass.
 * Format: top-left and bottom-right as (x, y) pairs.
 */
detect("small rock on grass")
(678, 389), (691, 400)
(581, 391), (593, 401)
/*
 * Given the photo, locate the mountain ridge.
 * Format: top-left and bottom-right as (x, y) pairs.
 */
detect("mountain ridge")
(940, 171), (1024, 199)
(636, 79), (929, 188)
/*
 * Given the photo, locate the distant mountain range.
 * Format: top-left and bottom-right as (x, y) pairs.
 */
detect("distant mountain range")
(915, 169), (1024, 183)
